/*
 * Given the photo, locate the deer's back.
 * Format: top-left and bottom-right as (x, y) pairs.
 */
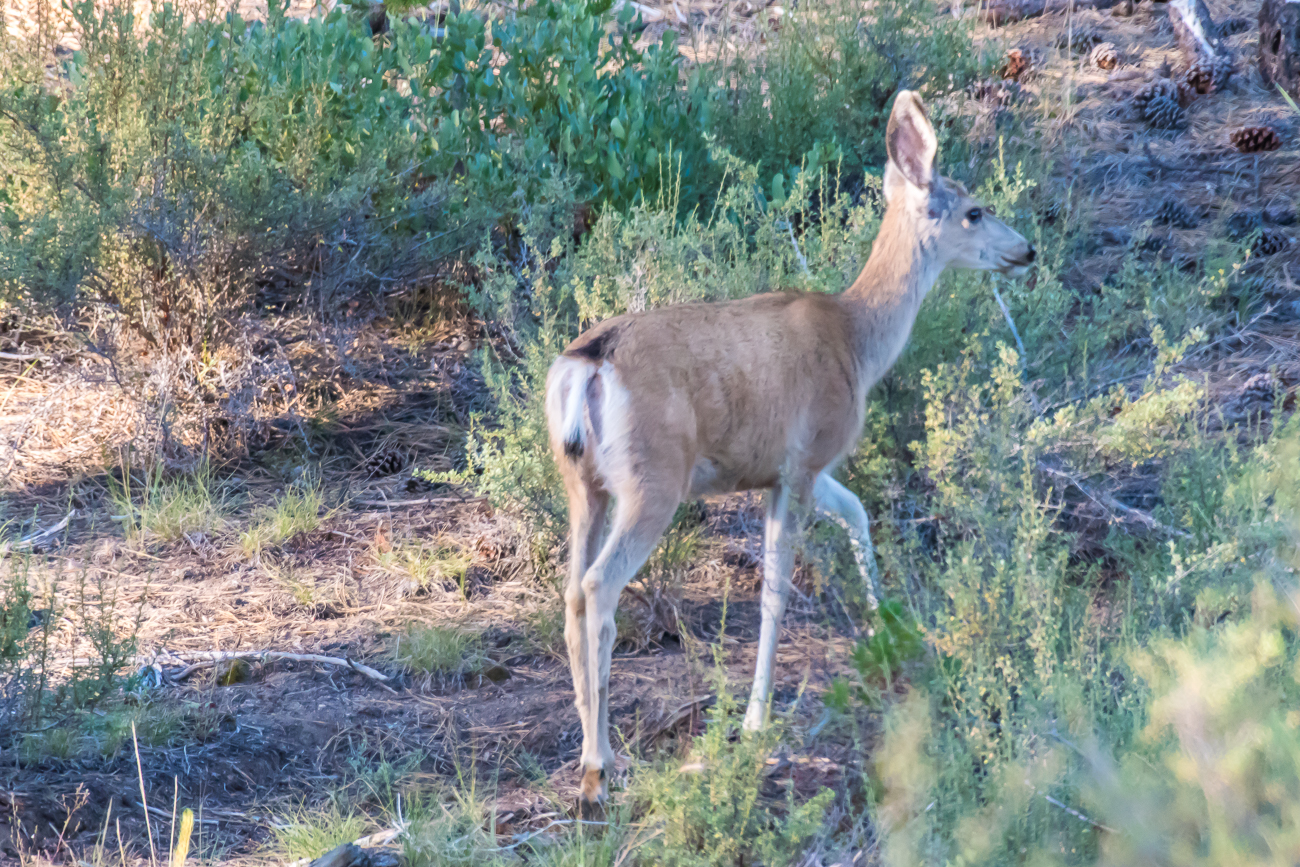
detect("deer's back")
(562, 292), (864, 495)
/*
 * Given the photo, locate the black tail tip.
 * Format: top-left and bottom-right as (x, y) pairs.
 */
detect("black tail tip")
(563, 438), (584, 459)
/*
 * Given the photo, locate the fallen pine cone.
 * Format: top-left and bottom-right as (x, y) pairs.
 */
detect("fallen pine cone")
(1090, 42), (1120, 70)
(1144, 95), (1187, 130)
(1252, 227), (1290, 256)
(1230, 126), (1283, 153)
(1182, 55), (1233, 94)
(1056, 28), (1102, 53)
(968, 79), (1022, 105)
(1155, 198), (1198, 229)
(1131, 78), (1181, 115)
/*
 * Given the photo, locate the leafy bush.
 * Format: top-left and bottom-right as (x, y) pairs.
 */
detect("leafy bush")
(1, 559), (143, 729)
(0, 0), (709, 457)
(636, 676), (833, 867)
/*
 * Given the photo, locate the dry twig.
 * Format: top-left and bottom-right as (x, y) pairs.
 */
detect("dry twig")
(168, 651), (396, 689)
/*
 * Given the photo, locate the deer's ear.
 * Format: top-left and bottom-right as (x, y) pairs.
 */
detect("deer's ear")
(886, 90), (936, 191)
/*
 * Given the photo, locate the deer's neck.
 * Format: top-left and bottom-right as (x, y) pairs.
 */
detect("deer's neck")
(839, 209), (943, 388)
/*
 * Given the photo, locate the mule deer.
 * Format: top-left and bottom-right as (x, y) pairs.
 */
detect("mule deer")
(545, 90), (1034, 808)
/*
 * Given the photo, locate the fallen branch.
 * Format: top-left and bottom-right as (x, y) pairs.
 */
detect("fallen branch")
(978, 0), (1120, 26)
(353, 495), (487, 508)
(142, 802), (221, 827)
(1039, 792), (1115, 833)
(1038, 464), (1188, 538)
(169, 651), (395, 688)
(0, 512), (72, 554)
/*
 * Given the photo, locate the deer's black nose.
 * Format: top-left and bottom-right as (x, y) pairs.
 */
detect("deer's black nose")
(1025, 245), (1037, 263)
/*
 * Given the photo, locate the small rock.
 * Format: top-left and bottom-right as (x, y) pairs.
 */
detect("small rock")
(1265, 204), (1297, 226)
(213, 658), (253, 686)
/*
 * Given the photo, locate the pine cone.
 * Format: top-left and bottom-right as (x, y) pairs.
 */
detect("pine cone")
(1230, 126), (1283, 153)
(1144, 95), (1187, 130)
(1131, 78), (1181, 116)
(366, 448), (407, 477)
(1001, 48), (1031, 80)
(1252, 228), (1289, 256)
(1155, 198), (1198, 229)
(1089, 42), (1120, 70)
(1182, 55), (1233, 94)
(1056, 29), (1102, 53)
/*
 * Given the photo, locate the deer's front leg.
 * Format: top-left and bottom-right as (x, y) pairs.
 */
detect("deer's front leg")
(813, 473), (879, 610)
(743, 484), (796, 732)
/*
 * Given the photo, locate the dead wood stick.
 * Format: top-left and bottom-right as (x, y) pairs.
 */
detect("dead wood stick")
(1168, 0), (1233, 90)
(0, 512), (72, 554)
(978, 0), (1119, 26)
(1038, 791), (1116, 833)
(1169, 0), (1223, 62)
(169, 651), (393, 685)
(141, 803), (221, 826)
(1038, 464), (1188, 538)
(353, 495), (486, 508)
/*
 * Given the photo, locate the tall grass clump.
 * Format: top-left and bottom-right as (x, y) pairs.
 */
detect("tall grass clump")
(240, 482), (325, 553)
(108, 459), (229, 543)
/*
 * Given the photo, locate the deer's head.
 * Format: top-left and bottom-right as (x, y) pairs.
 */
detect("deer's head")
(883, 91), (1036, 277)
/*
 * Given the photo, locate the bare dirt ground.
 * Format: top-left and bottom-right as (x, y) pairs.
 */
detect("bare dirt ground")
(2, 0), (1299, 862)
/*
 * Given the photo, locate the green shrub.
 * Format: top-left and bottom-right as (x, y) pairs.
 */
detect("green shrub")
(0, 559), (142, 728)
(635, 679), (833, 867)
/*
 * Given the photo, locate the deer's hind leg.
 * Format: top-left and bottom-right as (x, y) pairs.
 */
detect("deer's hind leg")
(577, 481), (680, 808)
(813, 472), (880, 610)
(562, 468), (610, 788)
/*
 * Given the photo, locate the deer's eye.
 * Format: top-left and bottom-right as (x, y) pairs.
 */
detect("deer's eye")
(966, 208), (983, 224)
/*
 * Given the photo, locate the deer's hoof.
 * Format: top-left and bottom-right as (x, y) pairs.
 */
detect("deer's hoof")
(577, 765), (607, 819)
